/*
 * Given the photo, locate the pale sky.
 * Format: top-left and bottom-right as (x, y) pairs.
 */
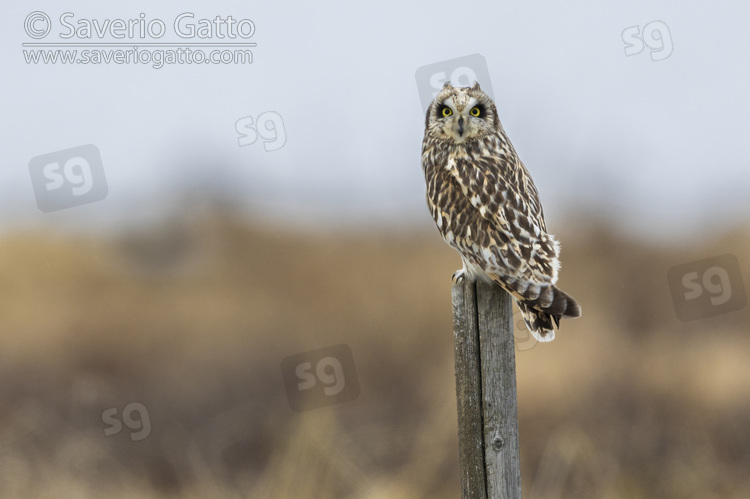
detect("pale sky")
(3, 1), (749, 240)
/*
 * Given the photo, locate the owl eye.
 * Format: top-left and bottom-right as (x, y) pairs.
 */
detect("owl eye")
(440, 106), (453, 117)
(470, 106), (482, 117)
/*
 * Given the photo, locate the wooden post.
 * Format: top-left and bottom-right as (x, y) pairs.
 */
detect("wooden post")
(452, 280), (522, 499)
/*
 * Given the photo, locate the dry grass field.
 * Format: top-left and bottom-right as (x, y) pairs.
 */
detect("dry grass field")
(0, 209), (748, 498)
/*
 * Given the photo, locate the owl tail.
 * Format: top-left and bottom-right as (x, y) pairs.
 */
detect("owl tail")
(515, 285), (581, 343)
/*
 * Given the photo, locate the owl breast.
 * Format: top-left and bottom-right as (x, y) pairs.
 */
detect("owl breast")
(422, 136), (517, 276)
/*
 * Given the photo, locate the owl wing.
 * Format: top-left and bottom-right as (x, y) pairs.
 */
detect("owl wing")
(447, 154), (560, 286)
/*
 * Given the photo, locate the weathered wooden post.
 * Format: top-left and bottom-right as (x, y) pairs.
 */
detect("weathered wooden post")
(452, 280), (522, 498)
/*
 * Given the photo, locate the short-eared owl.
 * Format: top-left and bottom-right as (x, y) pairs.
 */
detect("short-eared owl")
(421, 82), (580, 342)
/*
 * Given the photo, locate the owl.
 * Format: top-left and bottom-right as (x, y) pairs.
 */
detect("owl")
(421, 82), (580, 342)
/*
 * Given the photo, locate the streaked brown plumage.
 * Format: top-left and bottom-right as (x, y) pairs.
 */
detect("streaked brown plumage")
(421, 82), (580, 342)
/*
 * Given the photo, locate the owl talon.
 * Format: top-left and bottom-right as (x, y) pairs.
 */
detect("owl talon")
(452, 270), (465, 283)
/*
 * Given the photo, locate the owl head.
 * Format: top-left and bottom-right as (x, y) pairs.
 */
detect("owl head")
(424, 82), (499, 144)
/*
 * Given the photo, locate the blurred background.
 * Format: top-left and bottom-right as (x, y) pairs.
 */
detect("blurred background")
(2, 1), (749, 497)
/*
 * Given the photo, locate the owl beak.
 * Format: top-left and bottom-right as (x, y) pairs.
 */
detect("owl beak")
(457, 117), (465, 136)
